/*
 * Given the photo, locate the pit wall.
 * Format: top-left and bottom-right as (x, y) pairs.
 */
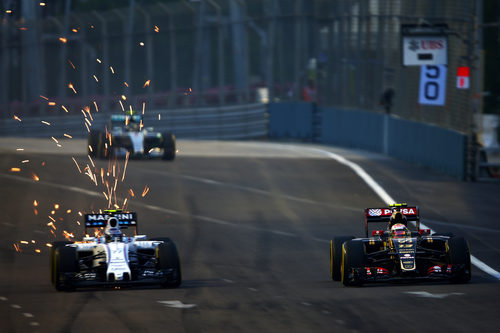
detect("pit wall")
(268, 102), (466, 179)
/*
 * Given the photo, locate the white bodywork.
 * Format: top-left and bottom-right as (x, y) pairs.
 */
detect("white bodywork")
(105, 242), (131, 281)
(72, 237), (160, 282)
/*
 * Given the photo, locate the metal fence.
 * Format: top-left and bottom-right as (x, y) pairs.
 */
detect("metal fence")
(0, 1), (480, 134)
(0, 103), (267, 139)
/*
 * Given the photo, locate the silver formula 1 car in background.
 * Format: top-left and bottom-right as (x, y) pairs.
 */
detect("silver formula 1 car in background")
(50, 210), (181, 291)
(330, 203), (471, 286)
(88, 113), (176, 160)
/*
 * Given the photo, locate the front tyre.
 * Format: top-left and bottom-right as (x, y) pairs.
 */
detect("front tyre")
(88, 130), (105, 158)
(330, 236), (355, 281)
(52, 245), (78, 291)
(341, 240), (366, 287)
(153, 237), (182, 288)
(162, 133), (176, 161)
(447, 236), (471, 283)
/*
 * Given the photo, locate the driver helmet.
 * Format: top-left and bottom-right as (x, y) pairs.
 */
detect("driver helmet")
(389, 211), (407, 228)
(105, 217), (123, 242)
(390, 223), (409, 238)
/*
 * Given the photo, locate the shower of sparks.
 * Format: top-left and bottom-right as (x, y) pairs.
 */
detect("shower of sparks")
(6, 10), (12, 14)
(66, 209), (71, 213)
(124, 82), (129, 87)
(72, 157), (82, 173)
(33, 200), (38, 207)
(61, 105), (69, 113)
(13, 115), (22, 122)
(142, 102), (146, 114)
(46, 243), (52, 247)
(88, 145), (93, 152)
(141, 186), (150, 197)
(97, 59), (102, 63)
(35, 249), (41, 253)
(110, 66), (115, 74)
(42, 121), (51, 126)
(10, 168), (21, 172)
(84, 117), (92, 127)
(84, 122), (90, 133)
(88, 155), (95, 168)
(21, 160), (29, 163)
(68, 83), (77, 94)
(72, 28), (78, 33)
(48, 101), (56, 106)
(51, 137), (59, 144)
(93, 75), (99, 82)
(59, 37), (67, 43)
(40, 3), (46, 7)
(158, 114), (161, 120)
(63, 231), (74, 240)
(54, 204), (60, 210)
(121, 95), (127, 101)
(16, 148), (24, 151)
(139, 42), (144, 46)
(68, 60), (76, 69)
(154, 25), (159, 32)
(118, 100), (125, 112)
(40, 95), (48, 100)
(143, 80), (151, 88)
(32, 173), (40, 181)
(128, 188), (135, 197)
(64, 133), (72, 138)
(93, 101), (99, 112)
(122, 152), (130, 181)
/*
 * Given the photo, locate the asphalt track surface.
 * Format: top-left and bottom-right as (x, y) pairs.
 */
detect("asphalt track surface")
(1, 138), (500, 333)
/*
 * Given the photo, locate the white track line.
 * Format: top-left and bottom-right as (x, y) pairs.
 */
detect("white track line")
(310, 147), (500, 280)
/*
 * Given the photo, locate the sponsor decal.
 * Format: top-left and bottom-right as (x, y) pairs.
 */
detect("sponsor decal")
(368, 209), (382, 216)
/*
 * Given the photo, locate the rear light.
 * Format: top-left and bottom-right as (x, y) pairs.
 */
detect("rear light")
(371, 230), (384, 236)
(419, 229), (431, 235)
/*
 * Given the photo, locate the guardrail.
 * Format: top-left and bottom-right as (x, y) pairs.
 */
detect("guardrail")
(0, 103), (268, 140)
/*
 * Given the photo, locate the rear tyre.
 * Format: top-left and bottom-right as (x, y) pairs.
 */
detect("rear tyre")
(447, 236), (471, 283)
(153, 237), (182, 288)
(341, 240), (366, 287)
(52, 245), (78, 291)
(162, 133), (176, 161)
(330, 236), (354, 281)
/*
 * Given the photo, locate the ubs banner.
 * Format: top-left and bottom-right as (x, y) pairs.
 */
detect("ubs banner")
(418, 65), (447, 106)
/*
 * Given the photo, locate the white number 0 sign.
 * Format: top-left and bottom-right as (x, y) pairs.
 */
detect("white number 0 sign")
(418, 65), (447, 106)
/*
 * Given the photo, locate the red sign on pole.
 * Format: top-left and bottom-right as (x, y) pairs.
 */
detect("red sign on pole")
(457, 66), (470, 89)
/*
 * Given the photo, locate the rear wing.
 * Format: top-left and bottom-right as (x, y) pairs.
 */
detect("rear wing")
(364, 205), (419, 237)
(84, 212), (138, 234)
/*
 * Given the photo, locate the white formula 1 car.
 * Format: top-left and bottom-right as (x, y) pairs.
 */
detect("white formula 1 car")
(50, 210), (181, 291)
(88, 113), (176, 160)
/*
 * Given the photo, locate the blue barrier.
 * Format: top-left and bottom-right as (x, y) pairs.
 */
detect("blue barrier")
(268, 102), (314, 139)
(268, 103), (466, 179)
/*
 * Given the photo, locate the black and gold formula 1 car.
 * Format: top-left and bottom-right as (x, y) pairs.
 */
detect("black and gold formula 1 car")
(330, 203), (471, 286)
